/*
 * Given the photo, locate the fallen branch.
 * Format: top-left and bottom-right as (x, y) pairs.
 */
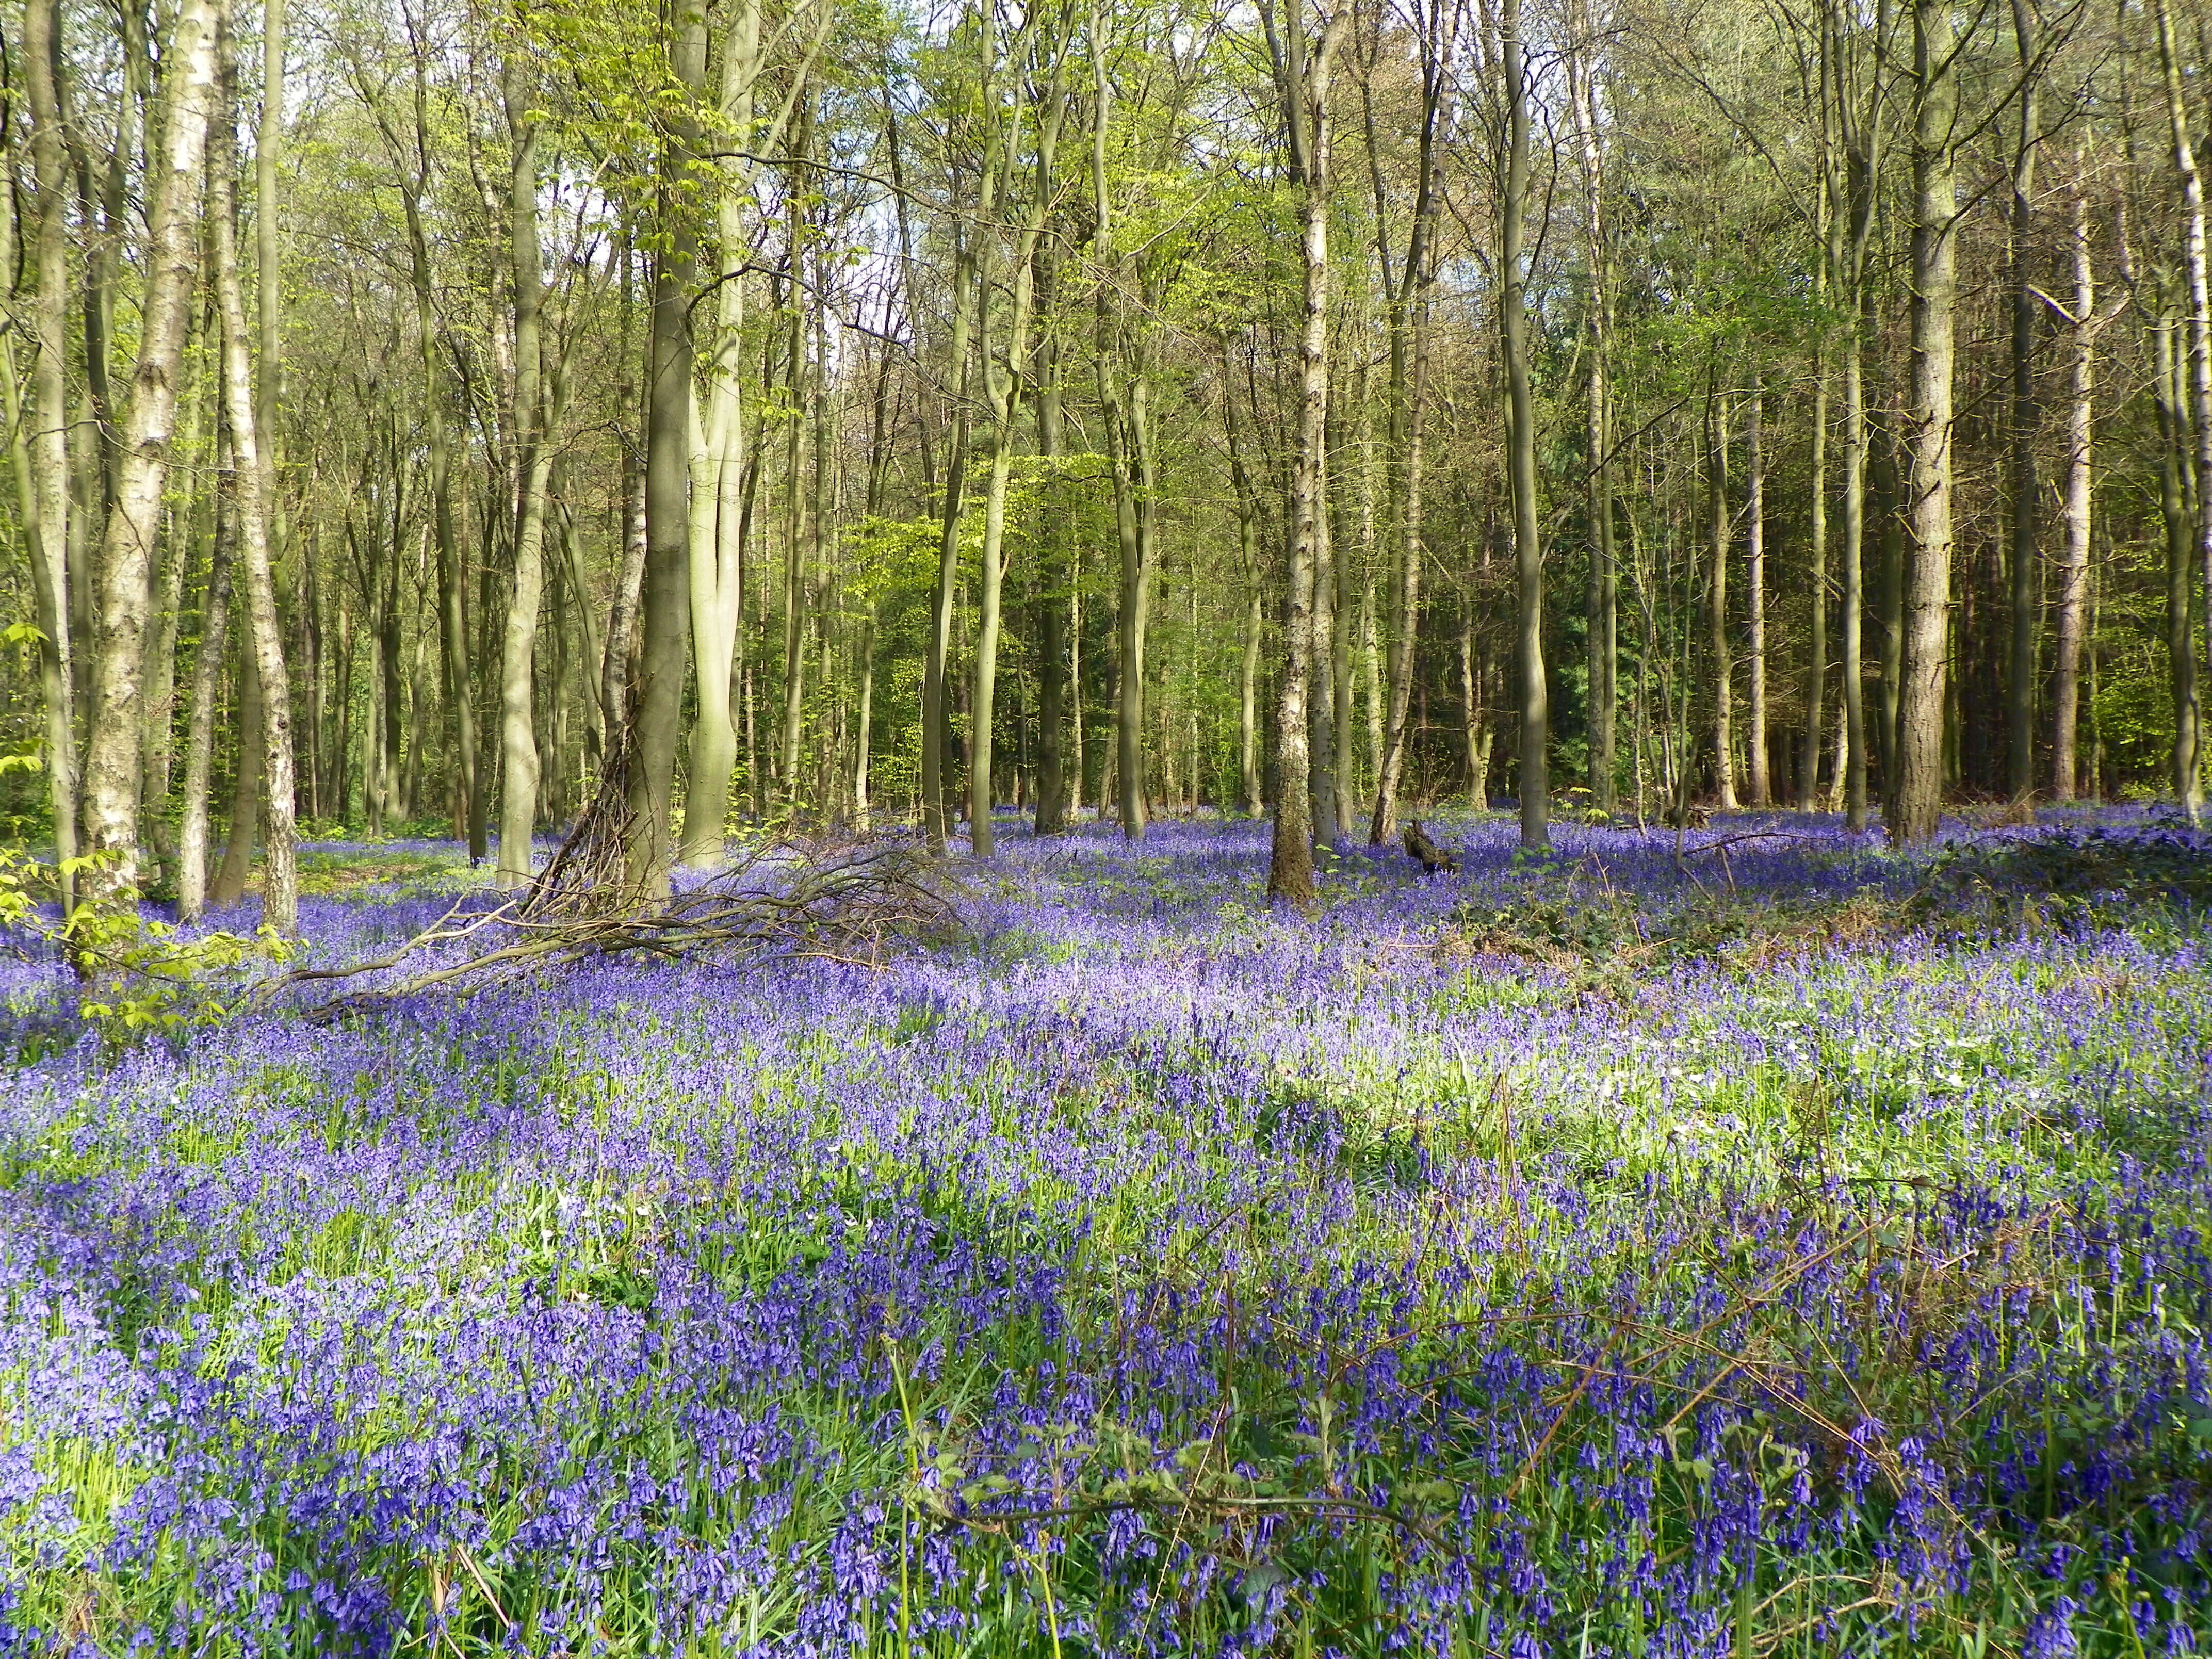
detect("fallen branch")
(254, 836), (963, 1020)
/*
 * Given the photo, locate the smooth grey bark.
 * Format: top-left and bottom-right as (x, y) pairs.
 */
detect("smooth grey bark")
(495, 56), (552, 888)
(20, 0), (80, 906)
(2157, 0), (2211, 819)
(1567, 0), (1615, 819)
(1264, 0), (1344, 905)
(1033, 262), (1071, 835)
(1223, 336), (1266, 818)
(1890, 0), (1959, 845)
(1367, 0), (1450, 843)
(1705, 384), (1737, 810)
(1311, 392), (1342, 846)
(922, 191), (979, 853)
(972, 10), (1068, 858)
(681, 0), (828, 864)
(2049, 156), (2111, 800)
(625, 2), (706, 896)
(2155, 289), (2202, 807)
(176, 436), (236, 922)
(81, 0), (220, 904)
(209, 16), (297, 932)
(1745, 390), (1768, 807)
(1092, 0), (1153, 843)
(2006, 0), (2042, 803)
(1502, 0), (1547, 851)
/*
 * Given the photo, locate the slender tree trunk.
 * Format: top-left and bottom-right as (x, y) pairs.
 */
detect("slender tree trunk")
(2159, 311), (2201, 808)
(2158, 0), (2212, 819)
(680, 0), (825, 860)
(1310, 392), (1341, 845)
(177, 438), (237, 922)
(1368, 16), (1447, 845)
(2006, 0), (2042, 804)
(1569, 0), (1615, 818)
(1705, 383), (1737, 810)
(853, 600), (875, 828)
(2050, 162), (2097, 801)
(495, 57), (551, 886)
(1502, 0), (1547, 851)
(1890, 0), (1959, 844)
(1033, 256), (1070, 835)
(209, 12), (296, 932)
(1835, 3), (1877, 833)
(18, 0), (79, 906)
(81, 0), (220, 905)
(1746, 389), (1769, 806)
(214, 652), (262, 902)
(1265, 0), (1344, 904)
(1223, 334), (1266, 818)
(626, 2), (705, 896)
(972, 18), (1067, 857)
(924, 215), (978, 852)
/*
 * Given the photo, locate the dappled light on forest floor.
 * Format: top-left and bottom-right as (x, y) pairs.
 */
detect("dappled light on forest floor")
(5, 808), (2212, 1656)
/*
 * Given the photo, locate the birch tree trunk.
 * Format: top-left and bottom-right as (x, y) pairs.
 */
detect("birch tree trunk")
(81, 0), (220, 905)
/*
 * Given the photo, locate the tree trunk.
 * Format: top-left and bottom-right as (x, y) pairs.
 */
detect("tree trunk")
(1705, 382), (1737, 810)
(1310, 391), (1341, 846)
(1569, 0), (1615, 818)
(1745, 389), (1769, 807)
(2159, 311), (2201, 809)
(1368, 17), (1446, 845)
(625, 3), (705, 896)
(972, 15), (1067, 857)
(1223, 333), (1266, 818)
(1890, 0), (1958, 845)
(1501, 0), (1547, 850)
(214, 651), (262, 904)
(1033, 254), (1070, 835)
(18, 0), (79, 908)
(2157, 0), (2212, 820)
(176, 437), (237, 922)
(495, 57), (551, 887)
(81, 0), (220, 905)
(1265, 0), (1344, 905)
(2050, 160), (2096, 801)
(924, 217), (978, 852)
(2006, 0), (2042, 804)
(209, 10), (297, 932)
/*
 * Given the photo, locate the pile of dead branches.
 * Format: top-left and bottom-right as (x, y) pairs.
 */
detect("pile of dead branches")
(258, 836), (963, 1020)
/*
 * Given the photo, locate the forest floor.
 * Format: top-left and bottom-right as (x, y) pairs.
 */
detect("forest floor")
(5, 805), (2212, 1656)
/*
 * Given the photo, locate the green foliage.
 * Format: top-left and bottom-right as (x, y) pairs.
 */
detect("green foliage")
(0, 850), (294, 1041)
